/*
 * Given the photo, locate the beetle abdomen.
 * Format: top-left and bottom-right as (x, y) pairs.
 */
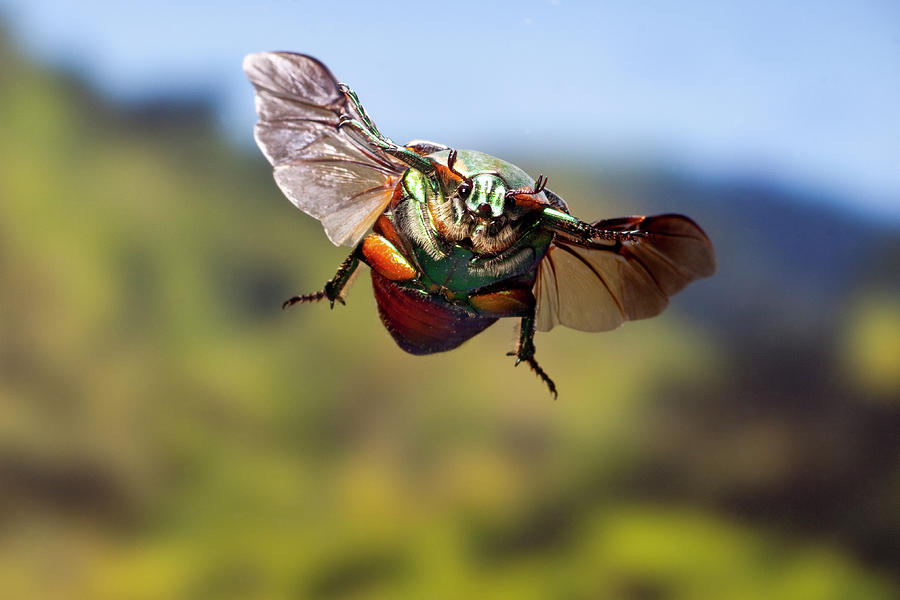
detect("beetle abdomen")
(370, 271), (497, 355)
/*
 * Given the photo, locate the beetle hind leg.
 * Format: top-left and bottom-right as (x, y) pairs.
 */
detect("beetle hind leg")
(507, 313), (558, 399)
(283, 247), (360, 310)
(510, 352), (558, 400)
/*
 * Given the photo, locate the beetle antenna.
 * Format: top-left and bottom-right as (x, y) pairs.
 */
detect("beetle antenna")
(446, 149), (470, 181)
(447, 149), (473, 191)
(505, 174), (549, 199)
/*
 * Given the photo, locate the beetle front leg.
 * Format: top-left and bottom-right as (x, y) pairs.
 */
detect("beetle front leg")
(283, 246), (361, 310)
(337, 84), (436, 175)
(541, 207), (648, 246)
(507, 311), (558, 399)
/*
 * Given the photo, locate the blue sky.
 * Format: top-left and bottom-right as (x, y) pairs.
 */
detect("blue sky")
(2, 1), (898, 218)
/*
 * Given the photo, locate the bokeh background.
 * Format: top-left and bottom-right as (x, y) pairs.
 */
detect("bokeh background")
(1, 2), (899, 598)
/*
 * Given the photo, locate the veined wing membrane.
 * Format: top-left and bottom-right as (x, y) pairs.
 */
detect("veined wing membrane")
(534, 214), (715, 332)
(243, 52), (403, 246)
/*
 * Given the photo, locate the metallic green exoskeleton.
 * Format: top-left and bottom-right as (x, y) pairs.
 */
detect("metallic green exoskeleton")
(244, 52), (716, 397)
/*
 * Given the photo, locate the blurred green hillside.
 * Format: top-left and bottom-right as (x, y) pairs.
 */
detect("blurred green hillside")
(1, 32), (899, 599)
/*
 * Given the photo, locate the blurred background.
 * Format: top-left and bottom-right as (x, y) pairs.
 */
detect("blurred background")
(1, 1), (898, 598)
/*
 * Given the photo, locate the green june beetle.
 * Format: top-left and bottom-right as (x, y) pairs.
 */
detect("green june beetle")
(243, 52), (715, 397)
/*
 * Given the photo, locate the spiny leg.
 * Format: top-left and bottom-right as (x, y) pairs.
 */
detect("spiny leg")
(336, 84), (435, 175)
(507, 311), (558, 399)
(283, 246), (360, 310)
(339, 84), (386, 141)
(540, 208), (650, 246)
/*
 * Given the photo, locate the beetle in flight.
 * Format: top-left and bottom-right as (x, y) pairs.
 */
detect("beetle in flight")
(243, 52), (715, 397)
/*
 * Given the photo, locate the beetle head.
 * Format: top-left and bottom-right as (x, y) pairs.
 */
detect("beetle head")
(463, 174), (506, 218)
(427, 150), (550, 254)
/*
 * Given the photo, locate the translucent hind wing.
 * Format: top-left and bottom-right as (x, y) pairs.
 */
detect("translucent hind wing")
(534, 214), (715, 332)
(244, 52), (403, 246)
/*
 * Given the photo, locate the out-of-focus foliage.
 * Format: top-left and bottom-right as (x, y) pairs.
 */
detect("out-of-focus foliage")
(1, 31), (898, 599)
(843, 293), (900, 400)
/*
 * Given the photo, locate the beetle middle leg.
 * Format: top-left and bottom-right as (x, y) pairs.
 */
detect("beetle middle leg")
(283, 246), (361, 309)
(283, 225), (419, 310)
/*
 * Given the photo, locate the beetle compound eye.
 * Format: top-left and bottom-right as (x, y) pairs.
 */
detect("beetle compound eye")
(457, 182), (472, 199)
